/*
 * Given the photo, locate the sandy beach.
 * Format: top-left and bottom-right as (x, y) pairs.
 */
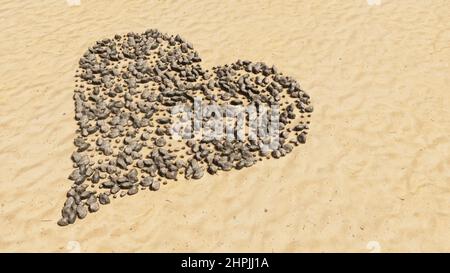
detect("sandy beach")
(0, 0), (449, 252)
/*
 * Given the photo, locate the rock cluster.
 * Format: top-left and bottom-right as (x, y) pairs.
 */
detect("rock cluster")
(58, 29), (313, 226)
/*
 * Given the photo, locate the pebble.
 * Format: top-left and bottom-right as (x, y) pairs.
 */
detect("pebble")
(297, 133), (307, 144)
(150, 180), (160, 191)
(157, 117), (171, 124)
(68, 211), (77, 224)
(127, 186), (138, 195)
(207, 165), (218, 174)
(88, 202), (100, 213)
(192, 168), (204, 179)
(141, 132), (150, 141)
(92, 169), (100, 183)
(86, 195), (97, 205)
(57, 218), (69, 227)
(80, 191), (92, 199)
(271, 150), (281, 159)
(111, 185), (120, 194)
(76, 205), (88, 219)
(140, 176), (153, 187)
(155, 137), (166, 147)
(99, 193), (110, 205)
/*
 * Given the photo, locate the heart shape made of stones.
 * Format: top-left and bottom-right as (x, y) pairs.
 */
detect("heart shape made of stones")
(58, 29), (313, 226)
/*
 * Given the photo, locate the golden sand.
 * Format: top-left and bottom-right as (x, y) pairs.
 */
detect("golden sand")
(0, 0), (449, 252)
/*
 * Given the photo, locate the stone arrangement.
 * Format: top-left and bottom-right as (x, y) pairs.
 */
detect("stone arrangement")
(58, 29), (313, 226)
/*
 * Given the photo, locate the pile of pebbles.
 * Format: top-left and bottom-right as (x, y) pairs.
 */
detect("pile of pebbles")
(58, 29), (313, 226)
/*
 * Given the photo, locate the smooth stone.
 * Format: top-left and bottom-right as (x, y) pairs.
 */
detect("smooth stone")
(89, 202), (100, 213)
(57, 218), (69, 227)
(127, 186), (138, 195)
(99, 193), (110, 205)
(150, 180), (160, 191)
(76, 205), (88, 219)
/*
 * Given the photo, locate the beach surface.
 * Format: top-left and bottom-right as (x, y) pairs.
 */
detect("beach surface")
(0, 0), (449, 252)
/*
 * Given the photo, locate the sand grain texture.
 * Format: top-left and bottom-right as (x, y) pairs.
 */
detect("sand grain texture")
(0, 0), (449, 252)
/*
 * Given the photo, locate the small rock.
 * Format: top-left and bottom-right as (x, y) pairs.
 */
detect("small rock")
(57, 218), (69, 227)
(150, 180), (160, 191)
(99, 193), (110, 205)
(297, 133), (307, 144)
(76, 205), (88, 219)
(155, 137), (166, 147)
(128, 186), (138, 195)
(89, 202), (100, 213)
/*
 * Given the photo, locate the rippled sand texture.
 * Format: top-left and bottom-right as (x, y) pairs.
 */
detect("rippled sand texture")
(0, 0), (449, 252)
